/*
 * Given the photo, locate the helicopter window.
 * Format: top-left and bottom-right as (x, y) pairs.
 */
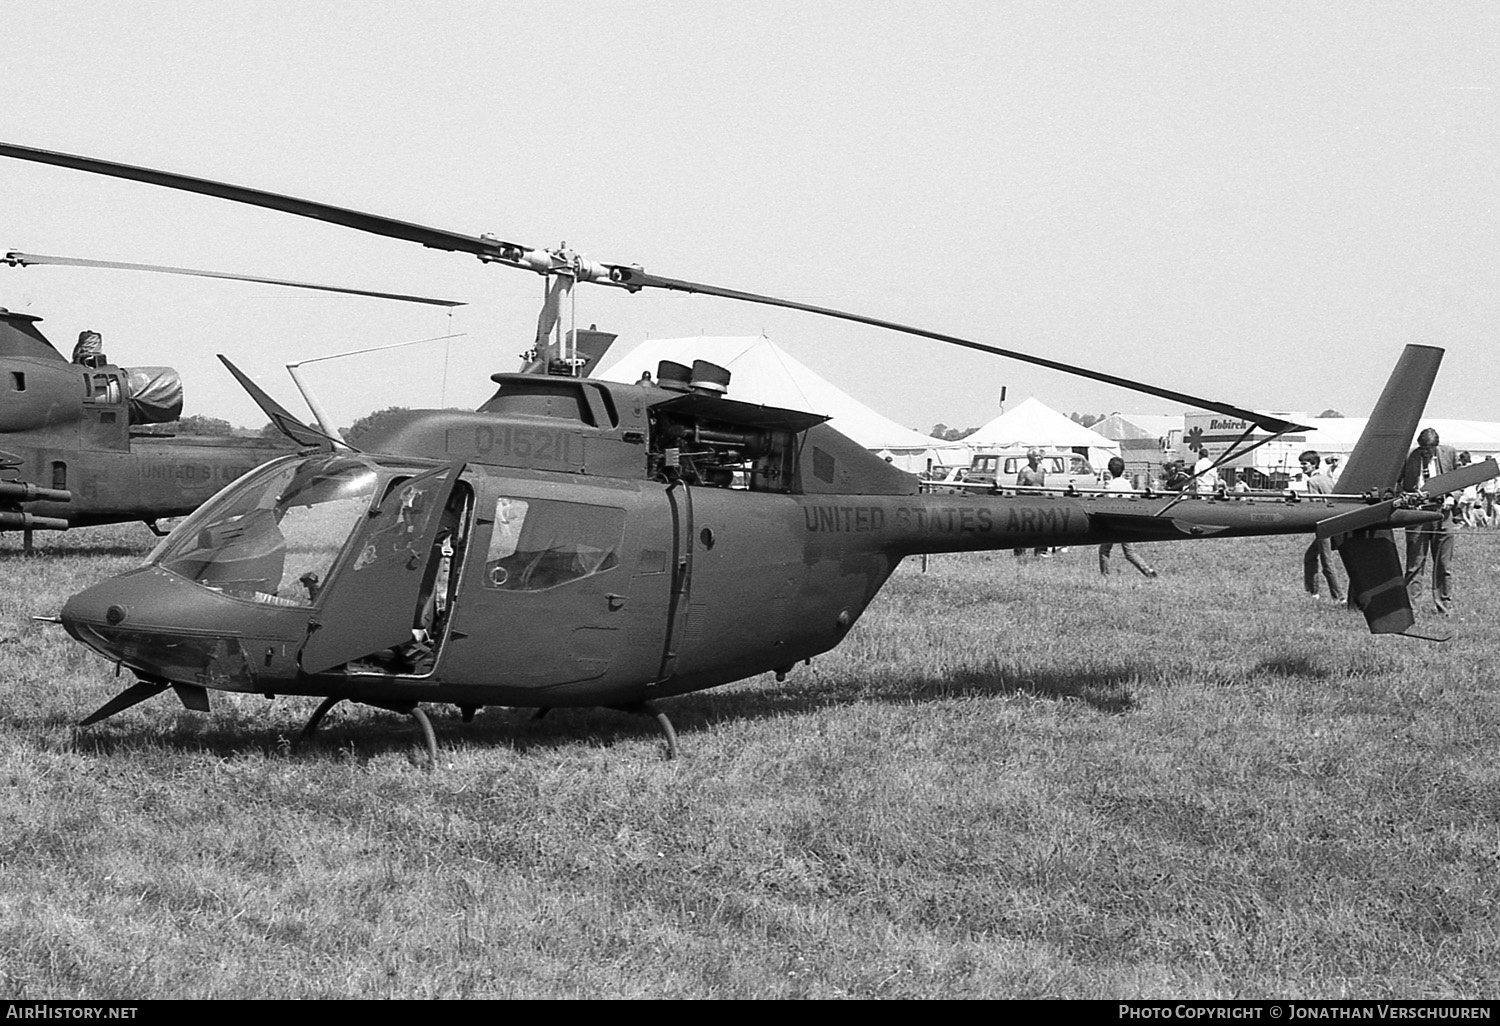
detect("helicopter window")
(350, 470), (452, 574)
(488, 498), (529, 561)
(10, 372), (24, 392)
(153, 456), (382, 605)
(483, 497), (623, 592)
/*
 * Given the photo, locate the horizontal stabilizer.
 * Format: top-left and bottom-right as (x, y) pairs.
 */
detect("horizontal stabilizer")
(1089, 511), (1231, 541)
(1337, 531), (1415, 635)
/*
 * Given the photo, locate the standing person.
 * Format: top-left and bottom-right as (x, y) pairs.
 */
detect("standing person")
(1013, 449), (1048, 557)
(1098, 457), (1157, 578)
(1401, 428), (1459, 615)
(1299, 450), (1344, 604)
(1016, 449), (1046, 492)
(1192, 449), (1219, 494)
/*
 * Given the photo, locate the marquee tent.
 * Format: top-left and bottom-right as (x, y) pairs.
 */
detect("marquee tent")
(594, 335), (971, 473)
(963, 396), (1121, 468)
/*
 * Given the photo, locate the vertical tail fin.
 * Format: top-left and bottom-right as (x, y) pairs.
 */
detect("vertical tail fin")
(1325, 345), (1449, 640)
(1334, 345), (1442, 494)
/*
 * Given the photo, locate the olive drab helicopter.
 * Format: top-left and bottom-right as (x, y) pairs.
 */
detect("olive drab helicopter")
(0, 248), (464, 549)
(4, 142), (1494, 766)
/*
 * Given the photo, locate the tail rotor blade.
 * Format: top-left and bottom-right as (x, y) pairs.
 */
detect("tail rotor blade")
(1421, 459), (1498, 498)
(1319, 459), (1499, 540)
(1318, 500), (1398, 540)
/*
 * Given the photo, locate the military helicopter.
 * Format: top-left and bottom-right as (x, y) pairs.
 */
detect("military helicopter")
(0, 302), (289, 546)
(4, 142), (1493, 765)
(0, 250), (464, 548)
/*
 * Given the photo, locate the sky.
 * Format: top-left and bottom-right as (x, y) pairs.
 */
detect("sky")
(2, 2), (1496, 435)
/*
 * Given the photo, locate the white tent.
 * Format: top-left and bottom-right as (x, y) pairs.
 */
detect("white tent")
(964, 396), (1121, 467)
(595, 335), (971, 473)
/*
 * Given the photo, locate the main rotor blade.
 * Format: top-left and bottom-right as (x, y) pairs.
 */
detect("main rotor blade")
(5, 251), (465, 307)
(0, 141), (1310, 430)
(604, 267), (1309, 434)
(0, 142), (519, 261)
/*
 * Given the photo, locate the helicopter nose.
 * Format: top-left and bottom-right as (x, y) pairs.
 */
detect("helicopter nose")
(62, 566), (311, 691)
(60, 572), (146, 659)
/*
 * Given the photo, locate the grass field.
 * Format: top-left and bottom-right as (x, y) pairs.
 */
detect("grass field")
(1, 524), (1498, 999)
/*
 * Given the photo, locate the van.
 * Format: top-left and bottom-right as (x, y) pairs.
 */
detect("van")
(965, 451), (1098, 494)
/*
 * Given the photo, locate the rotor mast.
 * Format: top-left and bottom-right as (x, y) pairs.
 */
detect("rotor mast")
(509, 242), (610, 376)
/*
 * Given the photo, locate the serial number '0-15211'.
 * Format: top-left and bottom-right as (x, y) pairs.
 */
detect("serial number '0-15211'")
(449, 427), (573, 464)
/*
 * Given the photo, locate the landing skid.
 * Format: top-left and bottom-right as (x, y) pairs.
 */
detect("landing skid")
(612, 701), (681, 760)
(299, 697), (438, 770)
(537, 701), (681, 759)
(299, 698), (681, 766)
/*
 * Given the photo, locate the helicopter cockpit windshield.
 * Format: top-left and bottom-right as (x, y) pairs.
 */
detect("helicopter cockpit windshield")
(147, 453), (421, 607)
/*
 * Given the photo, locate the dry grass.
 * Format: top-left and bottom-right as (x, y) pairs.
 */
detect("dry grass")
(1, 525), (1499, 998)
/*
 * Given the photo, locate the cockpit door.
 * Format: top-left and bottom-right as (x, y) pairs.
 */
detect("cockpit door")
(299, 463), (464, 675)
